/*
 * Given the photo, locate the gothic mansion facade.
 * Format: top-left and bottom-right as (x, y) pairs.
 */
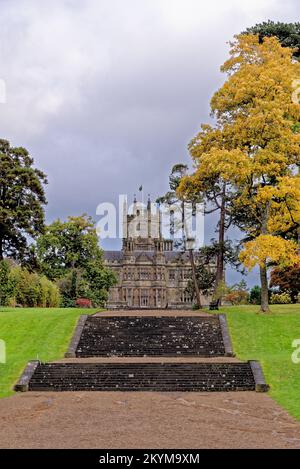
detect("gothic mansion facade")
(104, 197), (215, 309)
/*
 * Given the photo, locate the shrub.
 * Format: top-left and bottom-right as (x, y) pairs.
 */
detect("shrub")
(39, 275), (61, 307)
(0, 264), (60, 308)
(270, 292), (292, 304)
(57, 267), (115, 308)
(223, 290), (248, 305)
(75, 298), (92, 308)
(222, 280), (249, 305)
(10, 267), (40, 307)
(57, 270), (90, 307)
(60, 297), (75, 308)
(0, 260), (16, 306)
(249, 285), (261, 305)
(47, 280), (61, 307)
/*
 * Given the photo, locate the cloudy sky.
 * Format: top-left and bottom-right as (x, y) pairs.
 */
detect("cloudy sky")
(0, 0), (298, 284)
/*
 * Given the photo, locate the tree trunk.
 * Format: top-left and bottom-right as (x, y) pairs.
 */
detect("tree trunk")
(216, 193), (225, 285)
(259, 204), (270, 313)
(189, 249), (202, 309)
(214, 184), (226, 304)
(260, 263), (270, 313)
(181, 200), (186, 250)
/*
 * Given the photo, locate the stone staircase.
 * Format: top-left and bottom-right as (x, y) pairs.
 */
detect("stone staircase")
(26, 362), (256, 392)
(15, 312), (269, 393)
(75, 316), (226, 357)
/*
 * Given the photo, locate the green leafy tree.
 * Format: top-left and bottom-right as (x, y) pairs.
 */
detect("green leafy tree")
(36, 214), (100, 279)
(249, 285), (261, 305)
(0, 259), (15, 305)
(0, 139), (47, 261)
(57, 269), (89, 308)
(199, 239), (244, 274)
(84, 259), (117, 306)
(156, 163), (189, 248)
(185, 262), (215, 302)
(244, 21), (300, 59)
(36, 214), (116, 306)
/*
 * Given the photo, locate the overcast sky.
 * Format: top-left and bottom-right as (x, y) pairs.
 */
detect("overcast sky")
(0, 0), (298, 285)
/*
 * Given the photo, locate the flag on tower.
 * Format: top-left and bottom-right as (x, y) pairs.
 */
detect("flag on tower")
(138, 185), (143, 191)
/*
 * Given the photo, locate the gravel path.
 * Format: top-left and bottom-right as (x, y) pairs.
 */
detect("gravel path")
(1, 391), (300, 448)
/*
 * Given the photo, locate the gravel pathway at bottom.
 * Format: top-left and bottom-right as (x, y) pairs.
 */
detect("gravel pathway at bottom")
(0, 391), (300, 448)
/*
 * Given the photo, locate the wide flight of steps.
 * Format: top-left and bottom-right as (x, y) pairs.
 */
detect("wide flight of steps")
(15, 313), (269, 393)
(75, 316), (226, 357)
(27, 362), (256, 392)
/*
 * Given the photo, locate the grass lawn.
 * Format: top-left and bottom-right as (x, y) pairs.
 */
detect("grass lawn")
(1, 305), (300, 422)
(218, 304), (300, 420)
(0, 307), (99, 398)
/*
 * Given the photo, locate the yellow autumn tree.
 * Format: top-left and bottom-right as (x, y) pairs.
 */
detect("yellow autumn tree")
(240, 235), (298, 270)
(179, 34), (300, 312)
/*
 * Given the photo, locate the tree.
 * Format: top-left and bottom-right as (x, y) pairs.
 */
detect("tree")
(36, 214), (101, 280)
(185, 262), (215, 304)
(240, 235), (298, 310)
(270, 263), (300, 303)
(0, 139), (47, 261)
(249, 285), (261, 305)
(178, 130), (238, 295)
(157, 164), (203, 308)
(179, 34), (300, 312)
(0, 259), (14, 305)
(244, 21), (300, 60)
(36, 214), (116, 306)
(244, 22), (300, 249)
(156, 163), (189, 248)
(210, 35), (300, 311)
(198, 239), (244, 274)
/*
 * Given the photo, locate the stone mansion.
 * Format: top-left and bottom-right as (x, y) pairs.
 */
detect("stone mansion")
(104, 196), (215, 309)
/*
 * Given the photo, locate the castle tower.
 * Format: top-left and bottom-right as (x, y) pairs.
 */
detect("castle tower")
(104, 190), (216, 309)
(121, 193), (175, 252)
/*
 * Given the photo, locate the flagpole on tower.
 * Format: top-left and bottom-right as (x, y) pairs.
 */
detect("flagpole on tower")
(139, 185), (144, 211)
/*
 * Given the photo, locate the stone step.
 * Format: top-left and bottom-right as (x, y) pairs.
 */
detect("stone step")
(74, 316), (227, 357)
(26, 362), (257, 392)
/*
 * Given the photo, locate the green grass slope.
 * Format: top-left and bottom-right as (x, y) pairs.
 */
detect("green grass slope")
(0, 307), (99, 398)
(220, 304), (300, 420)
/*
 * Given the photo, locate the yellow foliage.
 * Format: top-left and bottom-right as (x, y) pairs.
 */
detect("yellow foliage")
(193, 148), (251, 184)
(256, 176), (300, 233)
(178, 33), (300, 261)
(212, 35), (300, 119)
(239, 235), (299, 270)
